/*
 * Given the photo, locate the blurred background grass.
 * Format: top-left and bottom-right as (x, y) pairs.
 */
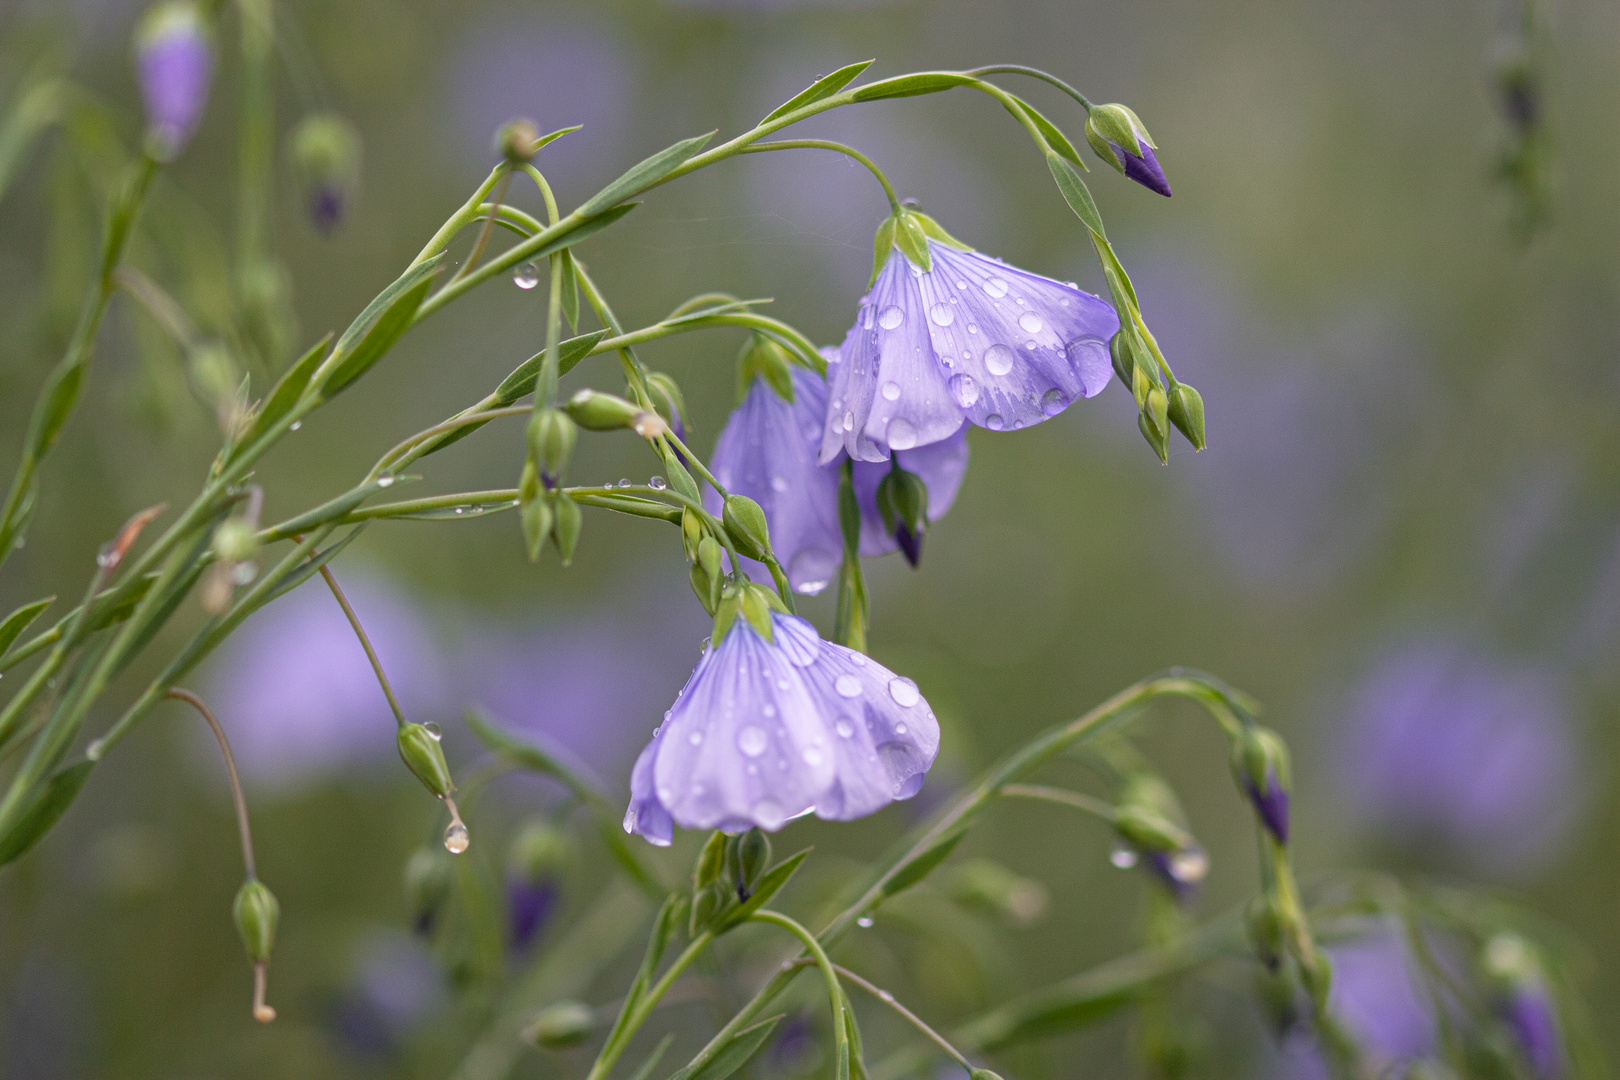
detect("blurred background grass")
(1, 0), (1617, 1077)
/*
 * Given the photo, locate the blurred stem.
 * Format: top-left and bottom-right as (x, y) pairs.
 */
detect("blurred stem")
(834, 963), (973, 1071)
(116, 267), (199, 352)
(749, 911), (852, 1080)
(449, 166), (511, 285)
(737, 140), (901, 212)
(998, 783), (1118, 825)
(236, 0), (274, 278)
(166, 688), (257, 878)
(312, 561), (408, 729)
(519, 161), (560, 225)
(583, 931), (715, 1080)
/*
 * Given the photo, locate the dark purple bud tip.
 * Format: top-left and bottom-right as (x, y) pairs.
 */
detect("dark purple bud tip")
(309, 185), (346, 235)
(894, 524), (922, 567)
(1504, 987), (1565, 1079)
(1247, 774), (1290, 844)
(1144, 847), (1207, 903)
(506, 876), (558, 953)
(1112, 141), (1172, 197)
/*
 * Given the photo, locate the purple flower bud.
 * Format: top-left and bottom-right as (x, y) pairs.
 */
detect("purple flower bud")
(134, 2), (213, 161)
(822, 238), (1118, 463)
(624, 611), (939, 842)
(291, 113), (362, 235)
(1085, 104), (1171, 197)
(1141, 846), (1207, 903)
(1502, 985), (1563, 1079)
(505, 876), (558, 953)
(1113, 140), (1172, 197)
(1245, 771), (1290, 844)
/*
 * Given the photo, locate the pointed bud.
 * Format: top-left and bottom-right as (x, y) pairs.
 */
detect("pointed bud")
(496, 117), (541, 164)
(1145, 387), (1170, 439)
(397, 723), (454, 798)
(1299, 949), (1332, 1012)
(1086, 104), (1171, 197)
(233, 878), (279, 963)
(1138, 412), (1169, 464)
(694, 829), (727, 892)
(689, 878), (729, 935)
(1167, 382), (1206, 451)
(290, 113), (361, 234)
(564, 389), (641, 431)
(697, 537), (724, 589)
(1110, 331), (1135, 388)
(681, 508), (704, 562)
(525, 1001), (594, 1048)
(551, 492), (582, 565)
(404, 845), (454, 935)
(663, 451), (700, 502)
(135, 1), (213, 161)
(722, 494), (772, 562)
(522, 490), (554, 563)
(875, 467), (929, 567)
(735, 828), (770, 899)
(527, 408), (577, 483)
(1231, 727), (1291, 843)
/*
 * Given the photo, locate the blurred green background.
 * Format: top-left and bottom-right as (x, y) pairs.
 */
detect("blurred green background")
(1, 0), (1617, 1076)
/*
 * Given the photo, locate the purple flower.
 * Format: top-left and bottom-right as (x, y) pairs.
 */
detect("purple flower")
(707, 364), (968, 593)
(820, 236), (1117, 463)
(624, 608), (939, 843)
(134, 2), (212, 161)
(1502, 984), (1564, 1079)
(506, 877), (558, 953)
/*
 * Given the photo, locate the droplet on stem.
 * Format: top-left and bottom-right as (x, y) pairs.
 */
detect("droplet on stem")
(442, 794), (471, 854)
(513, 261), (541, 289)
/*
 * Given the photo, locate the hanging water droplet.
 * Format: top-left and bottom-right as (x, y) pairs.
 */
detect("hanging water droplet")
(513, 261), (541, 289)
(1041, 388), (1068, 416)
(878, 306), (905, 330)
(423, 722), (443, 741)
(444, 822), (470, 854)
(289, 421), (302, 431)
(888, 678), (920, 707)
(1018, 311), (1044, 334)
(1169, 848), (1209, 884)
(649, 476), (667, 490)
(848, 653), (866, 666)
(985, 345), (1015, 376)
(886, 417), (917, 450)
(835, 675), (862, 698)
(737, 726), (768, 757)
(1110, 845), (1138, 869)
(841, 411), (854, 431)
(453, 507), (464, 514)
(982, 277), (1009, 299)
(929, 302), (955, 327)
(882, 381), (901, 401)
(857, 915), (875, 928)
(985, 413), (1005, 431)
(836, 719), (855, 738)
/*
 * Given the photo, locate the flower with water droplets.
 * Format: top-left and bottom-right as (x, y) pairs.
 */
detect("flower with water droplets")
(1085, 104), (1172, 197)
(708, 361), (967, 593)
(134, 1), (213, 161)
(624, 583), (939, 843)
(821, 212), (1118, 463)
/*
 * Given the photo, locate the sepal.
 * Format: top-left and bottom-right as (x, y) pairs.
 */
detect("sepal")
(397, 722), (454, 797)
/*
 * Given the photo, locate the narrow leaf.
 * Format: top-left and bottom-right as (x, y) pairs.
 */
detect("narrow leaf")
(670, 1015), (784, 1080)
(578, 133), (715, 217)
(1047, 152), (1106, 239)
(613, 894), (688, 1041)
(627, 1034), (675, 1080)
(239, 332), (333, 451)
(493, 330), (614, 407)
(880, 828), (966, 898)
(0, 761), (93, 866)
(0, 597), (53, 657)
(851, 72), (977, 102)
(31, 364), (84, 460)
(762, 60), (873, 123)
(532, 125), (583, 152)
(391, 502), (515, 521)
(264, 475), (420, 539)
(559, 249), (581, 331)
(1008, 94), (1085, 169)
(318, 255), (446, 398)
(720, 848), (811, 929)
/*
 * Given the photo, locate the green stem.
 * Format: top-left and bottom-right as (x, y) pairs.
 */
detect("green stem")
(964, 64), (1096, 111)
(409, 164), (507, 269)
(749, 911), (852, 1080)
(166, 688), (258, 878)
(833, 964), (972, 1072)
(583, 931), (715, 1080)
(448, 167), (512, 285)
(997, 783), (1118, 825)
(314, 563), (407, 729)
(737, 140), (901, 212)
(236, 0), (275, 280)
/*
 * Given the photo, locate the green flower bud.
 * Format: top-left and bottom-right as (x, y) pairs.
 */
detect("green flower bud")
(1481, 932), (1541, 988)
(689, 878), (730, 936)
(397, 722), (454, 798)
(875, 466), (929, 565)
(1299, 948), (1332, 1011)
(496, 117), (541, 164)
(212, 517), (258, 564)
(1086, 103), (1146, 164)
(722, 494), (772, 561)
(690, 560), (718, 615)
(681, 508), (704, 561)
(1110, 331), (1135, 388)
(1167, 382), (1206, 451)
(644, 371), (689, 434)
(736, 828), (771, 898)
(404, 844), (454, 933)
(233, 877), (280, 963)
(663, 452), (700, 502)
(1130, 350), (1159, 408)
(1114, 803), (1191, 855)
(522, 490), (554, 563)
(527, 407), (577, 482)
(519, 458), (543, 502)
(1145, 387), (1170, 439)
(1231, 726), (1291, 843)
(1138, 411), (1169, 464)
(564, 389), (641, 431)
(551, 491), (582, 565)
(697, 536), (724, 589)
(525, 1000), (594, 1048)
(694, 829), (728, 892)
(509, 821), (572, 882)
(290, 112), (361, 234)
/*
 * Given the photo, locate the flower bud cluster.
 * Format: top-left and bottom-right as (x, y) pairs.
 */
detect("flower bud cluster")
(1112, 775), (1207, 901)
(1110, 330), (1204, 463)
(689, 828), (772, 935)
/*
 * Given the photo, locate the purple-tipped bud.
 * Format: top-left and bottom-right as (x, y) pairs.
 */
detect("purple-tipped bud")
(291, 113), (362, 235)
(1085, 104), (1171, 197)
(1247, 773), (1290, 844)
(134, 1), (213, 162)
(1115, 141), (1172, 197)
(1483, 934), (1565, 1078)
(1232, 726), (1292, 844)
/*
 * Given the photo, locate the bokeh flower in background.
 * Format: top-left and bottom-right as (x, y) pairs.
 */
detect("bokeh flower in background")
(204, 574), (449, 792)
(328, 930), (444, 1061)
(1333, 634), (1581, 876)
(133, 0), (212, 160)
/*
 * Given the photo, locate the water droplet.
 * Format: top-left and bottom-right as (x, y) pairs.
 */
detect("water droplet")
(424, 722), (443, 741)
(967, 323), (979, 335)
(1110, 845), (1138, 869)
(86, 739), (104, 761)
(289, 421), (302, 431)
(878, 306), (905, 330)
(983, 277), (1009, 298)
(986, 413), (1005, 431)
(623, 807), (637, 833)
(929, 302), (955, 327)
(444, 823), (470, 853)
(886, 417), (917, 450)
(802, 747), (823, 766)
(1018, 312), (1044, 334)
(754, 799), (785, 830)
(688, 730), (704, 746)
(1170, 848), (1209, 883)
(777, 679), (790, 691)
(878, 989), (895, 1002)
(888, 678), (920, 707)
(771, 475), (788, 492)
(863, 307), (874, 330)
(1041, 389), (1068, 416)
(882, 381), (901, 401)
(763, 704), (777, 718)
(985, 345), (1015, 376)
(513, 261), (540, 289)
(618, 478), (632, 488)
(453, 507), (464, 514)
(376, 475), (395, 488)
(949, 374), (980, 408)
(857, 915), (875, 928)
(649, 476), (667, 490)
(841, 411), (853, 431)
(835, 675), (862, 698)
(738, 726), (768, 757)
(849, 653), (866, 666)
(836, 719), (855, 738)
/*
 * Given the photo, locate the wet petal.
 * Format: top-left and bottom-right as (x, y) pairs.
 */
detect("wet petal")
(625, 736), (673, 846)
(852, 425), (970, 557)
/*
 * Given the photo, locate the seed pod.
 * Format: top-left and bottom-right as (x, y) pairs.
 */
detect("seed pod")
(496, 117), (540, 164)
(564, 389), (640, 431)
(397, 723), (454, 798)
(525, 1001), (594, 1048)
(233, 878), (279, 963)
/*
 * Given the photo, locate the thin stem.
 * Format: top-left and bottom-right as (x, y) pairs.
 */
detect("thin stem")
(833, 964), (972, 1072)
(519, 161), (560, 225)
(409, 164), (506, 269)
(166, 688), (257, 879)
(116, 267), (199, 352)
(998, 783), (1117, 825)
(738, 140), (901, 212)
(964, 64), (1096, 111)
(749, 911), (852, 1080)
(583, 931), (715, 1080)
(312, 562), (407, 729)
(450, 167), (512, 285)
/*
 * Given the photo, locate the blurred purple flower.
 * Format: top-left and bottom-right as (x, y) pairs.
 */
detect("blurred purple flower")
(134, 1), (212, 160)
(626, 611), (939, 843)
(822, 242), (1116, 462)
(1334, 636), (1580, 875)
(205, 575), (449, 793)
(330, 931), (443, 1061)
(707, 365), (969, 592)
(1501, 982), (1564, 1079)
(506, 877), (558, 953)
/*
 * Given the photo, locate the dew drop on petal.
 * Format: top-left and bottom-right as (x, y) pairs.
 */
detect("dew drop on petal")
(771, 475), (788, 492)
(849, 653), (866, 666)
(882, 381), (901, 401)
(949, 374), (980, 407)
(835, 675), (862, 698)
(802, 747), (823, 766)
(895, 723), (906, 734)
(1041, 389), (1068, 416)
(985, 345), (1016, 376)
(886, 417), (917, 450)
(929, 302), (955, 327)
(688, 731), (704, 746)
(763, 703), (776, 717)
(754, 799), (785, 830)
(737, 726), (768, 757)
(777, 679), (791, 691)
(967, 323), (978, 334)
(982, 277), (1009, 298)
(513, 261), (540, 289)
(888, 678), (920, 707)
(842, 411), (854, 431)
(986, 413), (1005, 431)
(836, 719), (855, 738)
(1018, 312), (1044, 334)
(878, 306), (905, 330)
(1110, 845), (1138, 869)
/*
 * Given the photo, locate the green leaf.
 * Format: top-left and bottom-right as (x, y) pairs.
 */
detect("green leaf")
(317, 254), (446, 398)
(880, 828), (966, 898)
(662, 299), (773, 329)
(533, 124), (583, 152)
(894, 213), (932, 273)
(31, 363), (84, 460)
(851, 71), (978, 102)
(0, 761), (93, 867)
(1047, 152), (1106, 239)
(1008, 94), (1085, 169)
(86, 573), (158, 633)
(491, 330), (613, 408)
(612, 894), (688, 1042)
(719, 848), (811, 930)
(0, 597), (53, 657)
(578, 133), (715, 217)
(670, 1015), (784, 1080)
(391, 502), (516, 521)
(762, 60), (874, 123)
(1090, 233), (1140, 312)
(239, 332), (333, 451)
(558, 249), (581, 331)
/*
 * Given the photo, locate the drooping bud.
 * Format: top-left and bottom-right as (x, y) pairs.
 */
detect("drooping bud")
(1110, 330), (1135, 388)
(735, 827), (771, 900)
(722, 494), (772, 562)
(497, 117), (541, 164)
(521, 485), (554, 563)
(1138, 411), (1169, 465)
(1166, 382), (1207, 451)
(689, 878), (730, 936)
(404, 844), (454, 936)
(1245, 896), (1285, 970)
(551, 491), (582, 565)
(1114, 778), (1206, 900)
(644, 371), (689, 440)
(694, 830), (728, 892)
(527, 407), (577, 485)
(397, 723), (454, 798)
(290, 113), (361, 235)
(564, 389), (641, 431)
(134, 1), (213, 161)
(875, 466), (929, 567)
(233, 877), (279, 963)
(1085, 104), (1171, 197)
(1482, 934), (1565, 1079)
(1145, 387), (1170, 440)
(525, 1001), (594, 1048)
(1231, 726), (1291, 844)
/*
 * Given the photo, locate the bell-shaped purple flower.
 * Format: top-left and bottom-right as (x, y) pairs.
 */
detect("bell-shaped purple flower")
(624, 608), (939, 842)
(134, 2), (213, 161)
(707, 364), (968, 593)
(820, 236), (1117, 463)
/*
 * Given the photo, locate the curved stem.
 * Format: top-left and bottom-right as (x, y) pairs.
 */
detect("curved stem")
(313, 562), (407, 729)
(373, 405), (530, 475)
(738, 140), (901, 212)
(411, 164), (507, 269)
(998, 783), (1117, 825)
(965, 64), (1095, 111)
(451, 167), (512, 285)
(519, 161), (561, 225)
(750, 910), (852, 1080)
(166, 688), (257, 879)
(833, 963), (972, 1072)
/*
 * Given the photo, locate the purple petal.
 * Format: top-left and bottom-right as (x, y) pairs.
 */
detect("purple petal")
(625, 736), (673, 845)
(1503, 985), (1564, 1079)
(137, 12), (212, 157)
(506, 877), (558, 952)
(706, 368), (843, 594)
(851, 425), (970, 558)
(1113, 140), (1172, 197)
(1247, 772), (1290, 843)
